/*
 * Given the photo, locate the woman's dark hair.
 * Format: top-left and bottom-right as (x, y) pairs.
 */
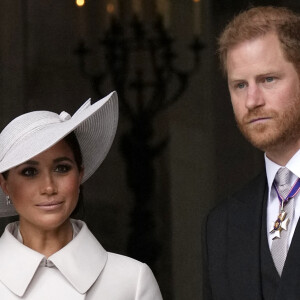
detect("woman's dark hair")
(63, 131), (85, 219)
(2, 170), (8, 180)
(63, 131), (83, 172)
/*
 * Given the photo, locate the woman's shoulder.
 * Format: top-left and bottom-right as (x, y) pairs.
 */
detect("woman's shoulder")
(91, 252), (162, 299)
(106, 251), (148, 271)
(73, 221), (156, 280)
(105, 251), (157, 282)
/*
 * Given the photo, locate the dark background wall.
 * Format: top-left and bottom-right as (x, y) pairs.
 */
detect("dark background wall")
(0, 0), (299, 299)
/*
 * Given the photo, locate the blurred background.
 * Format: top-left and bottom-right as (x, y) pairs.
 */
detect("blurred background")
(0, 0), (299, 299)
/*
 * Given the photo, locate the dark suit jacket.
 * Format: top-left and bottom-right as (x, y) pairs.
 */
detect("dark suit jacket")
(203, 172), (300, 300)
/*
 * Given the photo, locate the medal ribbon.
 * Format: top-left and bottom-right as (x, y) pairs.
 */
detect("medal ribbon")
(273, 177), (300, 207)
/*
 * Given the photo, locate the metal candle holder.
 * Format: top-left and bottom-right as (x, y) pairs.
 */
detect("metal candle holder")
(75, 13), (204, 271)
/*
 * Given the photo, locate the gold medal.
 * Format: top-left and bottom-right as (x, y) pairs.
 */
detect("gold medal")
(270, 210), (290, 240)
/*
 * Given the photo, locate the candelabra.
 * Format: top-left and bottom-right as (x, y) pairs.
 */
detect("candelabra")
(75, 13), (204, 271)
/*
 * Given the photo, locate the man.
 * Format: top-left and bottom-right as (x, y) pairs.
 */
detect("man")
(203, 6), (300, 300)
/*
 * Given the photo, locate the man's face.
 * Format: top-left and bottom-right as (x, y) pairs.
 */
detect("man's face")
(226, 32), (300, 154)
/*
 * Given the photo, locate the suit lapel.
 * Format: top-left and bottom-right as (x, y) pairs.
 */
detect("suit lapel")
(227, 173), (267, 300)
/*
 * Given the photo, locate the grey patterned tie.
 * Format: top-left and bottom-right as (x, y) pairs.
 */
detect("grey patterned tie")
(270, 167), (294, 276)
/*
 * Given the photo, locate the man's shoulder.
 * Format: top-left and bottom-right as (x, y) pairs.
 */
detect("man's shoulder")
(231, 171), (267, 201)
(207, 171), (267, 220)
(204, 171), (267, 242)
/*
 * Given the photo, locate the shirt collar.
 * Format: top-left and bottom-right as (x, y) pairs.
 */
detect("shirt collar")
(0, 220), (107, 297)
(264, 153), (281, 194)
(286, 149), (300, 179)
(264, 149), (300, 199)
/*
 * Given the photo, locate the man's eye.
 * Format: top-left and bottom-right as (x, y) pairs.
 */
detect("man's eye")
(55, 165), (71, 173)
(21, 168), (38, 177)
(265, 77), (274, 82)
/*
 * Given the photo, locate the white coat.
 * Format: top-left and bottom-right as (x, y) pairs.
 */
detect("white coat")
(0, 220), (163, 299)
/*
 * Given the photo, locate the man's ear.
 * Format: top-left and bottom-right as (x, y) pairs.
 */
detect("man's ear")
(0, 174), (8, 195)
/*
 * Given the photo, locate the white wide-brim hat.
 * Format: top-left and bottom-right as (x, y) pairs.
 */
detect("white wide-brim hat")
(0, 91), (118, 217)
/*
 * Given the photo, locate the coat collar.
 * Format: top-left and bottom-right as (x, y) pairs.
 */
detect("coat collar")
(0, 220), (107, 297)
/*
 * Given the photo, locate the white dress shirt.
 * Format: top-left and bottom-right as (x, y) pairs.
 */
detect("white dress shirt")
(265, 149), (300, 249)
(0, 220), (163, 299)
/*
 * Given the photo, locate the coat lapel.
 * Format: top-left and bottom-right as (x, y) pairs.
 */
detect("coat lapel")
(227, 173), (267, 300)
(276, 215), (300, 298)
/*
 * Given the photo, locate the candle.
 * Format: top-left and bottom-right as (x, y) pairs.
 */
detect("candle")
(156, 0), (163, 17)
(106, 0), (119, 18)
(76, 0), (86, 39)
(132, 0), (142, 18)
(164, 0), (170, 28)
(156, 0), (171, 28)
(76, 0), (85, 7)
(193, 0), (201, 36)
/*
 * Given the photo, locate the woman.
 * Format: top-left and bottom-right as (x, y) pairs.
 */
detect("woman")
(0, 92), (163, 299)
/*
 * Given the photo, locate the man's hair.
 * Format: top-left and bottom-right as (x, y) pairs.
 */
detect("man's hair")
(218, 6), (300, 75)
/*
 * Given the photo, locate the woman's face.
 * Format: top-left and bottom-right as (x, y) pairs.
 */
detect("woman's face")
(0, 139), (84, 231)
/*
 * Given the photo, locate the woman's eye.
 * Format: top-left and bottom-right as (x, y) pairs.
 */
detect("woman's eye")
(55, 164), (71, 173)
(21, 168), (38, 177)
(236, 82), (246, 89)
